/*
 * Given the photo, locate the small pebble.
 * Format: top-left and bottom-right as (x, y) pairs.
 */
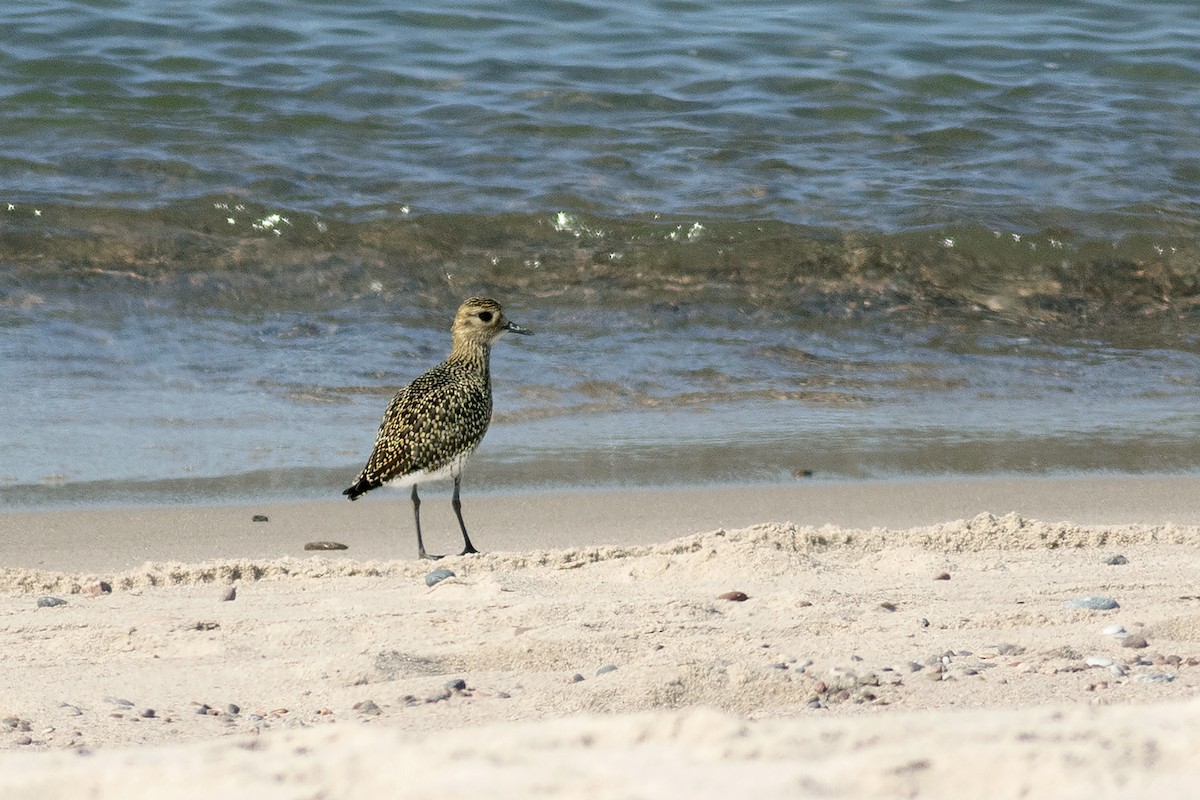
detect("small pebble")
(1067, 596), (1119, 611)
(444, 678), (467, 692)
(570, 673), (585, 683)
(933, 572), (951, 581)
(717, 591), (749, 602)
(219, 586), (237, 602)
(1104, 555), (1128, 565)
(105, 697), (134, 707)
(879, 601), (897, 612)
(252, 514), (269, 522)
(425, 568), (455, 587)
(139, 708), (155, 719)
(353, 700), (382, 715)
(1122, 634), (1149, 649)
(37, 596), (67, 608)
(1085, 656), (1115, 668)
(1135, 672), (1175, 683)
(15, 736), (32, 746)
(226, 704), (240, 716)
(596, 664), (618, 676)
(81, 581), (112, 596)
(1102, 624), (1127, 637)
(304, 541), (348, 551)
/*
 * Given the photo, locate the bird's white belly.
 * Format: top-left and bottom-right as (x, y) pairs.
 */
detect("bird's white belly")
(381, 449), (474, 490)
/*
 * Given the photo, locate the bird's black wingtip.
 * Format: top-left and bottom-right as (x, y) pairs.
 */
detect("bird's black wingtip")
(343, 477), (381, 501)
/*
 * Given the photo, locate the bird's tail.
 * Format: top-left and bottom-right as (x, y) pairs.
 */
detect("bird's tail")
(343, 476), (381, 501)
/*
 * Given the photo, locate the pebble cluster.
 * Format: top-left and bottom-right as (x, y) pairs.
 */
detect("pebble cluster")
(4, 683), (502, 749)
(8, 545), (1200, 751)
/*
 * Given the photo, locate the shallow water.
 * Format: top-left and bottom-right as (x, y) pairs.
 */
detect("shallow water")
(2, 2), (1200, 508)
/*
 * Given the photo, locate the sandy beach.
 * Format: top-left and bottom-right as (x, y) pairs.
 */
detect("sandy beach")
(3, 475), (1200, 798)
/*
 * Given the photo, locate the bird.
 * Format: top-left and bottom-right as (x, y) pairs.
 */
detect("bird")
(343, 297), (532, 559)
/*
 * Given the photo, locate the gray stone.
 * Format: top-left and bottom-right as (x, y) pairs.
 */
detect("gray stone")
(424, 568), (455, 587)
(1135, 672), (1175, 683)
(354, 700), (382, 715)
(1067, 596), (1119, 611)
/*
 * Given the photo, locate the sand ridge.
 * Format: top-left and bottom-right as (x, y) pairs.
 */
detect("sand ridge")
(6, 512), (1200, 592)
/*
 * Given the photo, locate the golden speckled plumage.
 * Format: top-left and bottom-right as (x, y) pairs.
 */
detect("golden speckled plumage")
(356, 342), (493, 489)
(343, 298), (531, 559)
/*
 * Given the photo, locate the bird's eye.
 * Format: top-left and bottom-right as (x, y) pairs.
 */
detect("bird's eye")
(478, 311), (493, 322)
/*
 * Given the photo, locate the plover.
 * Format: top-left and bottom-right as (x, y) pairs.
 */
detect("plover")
(343, 297), (532, 559)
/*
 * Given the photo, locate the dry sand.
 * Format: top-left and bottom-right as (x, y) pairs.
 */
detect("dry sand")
(3, 475), (1200, 798)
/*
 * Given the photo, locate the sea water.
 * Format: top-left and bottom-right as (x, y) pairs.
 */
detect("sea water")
(2, 0), (1199, 507)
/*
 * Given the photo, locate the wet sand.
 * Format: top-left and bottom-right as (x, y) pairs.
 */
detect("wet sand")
(3, 475), (1200, 798)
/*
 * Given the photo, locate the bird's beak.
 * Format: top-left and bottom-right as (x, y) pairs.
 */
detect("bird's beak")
(505, 321), (533, 335)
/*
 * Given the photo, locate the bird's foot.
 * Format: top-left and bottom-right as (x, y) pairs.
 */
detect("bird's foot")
(419, 550), (444, 561)
(459, 543), (480, 556)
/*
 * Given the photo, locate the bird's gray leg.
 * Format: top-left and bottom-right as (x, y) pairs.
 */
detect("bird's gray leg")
(413, 485), (441, 560)
(452, 475), (480, 555)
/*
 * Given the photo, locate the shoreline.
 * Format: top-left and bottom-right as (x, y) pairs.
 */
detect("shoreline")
(3, 474), (1200, 573)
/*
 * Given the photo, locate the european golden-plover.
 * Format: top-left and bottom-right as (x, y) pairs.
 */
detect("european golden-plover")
(343, 297), (532, 559)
